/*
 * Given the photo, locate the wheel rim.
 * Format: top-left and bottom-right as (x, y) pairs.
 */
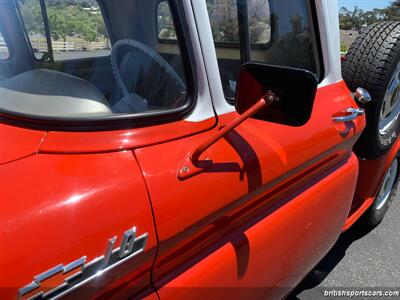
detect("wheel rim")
(379, 62), (400, 140)
(375, 158), (398, 210)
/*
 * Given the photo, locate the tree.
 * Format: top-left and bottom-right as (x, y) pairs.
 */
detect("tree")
(339, 6), (365, 30)
(381, 0), (400, 21)
(19, 0), (44, 35)
(339, 1), (400, 30)
(18, 0), (108, 43)
(363, 10), (379, 25)
(47, 7), (76, 42)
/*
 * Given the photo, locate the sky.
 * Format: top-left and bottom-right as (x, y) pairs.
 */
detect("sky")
(338, 0), (392, 11)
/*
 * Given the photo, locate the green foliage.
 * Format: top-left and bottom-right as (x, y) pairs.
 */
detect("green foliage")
(339, 1), (400, 30)
(18, 0), (107, 42)
(20, 0), (397, 45)
(340, 44), (349, 53)
(19, 0), (43, 35)
(382, 0), (400, 21)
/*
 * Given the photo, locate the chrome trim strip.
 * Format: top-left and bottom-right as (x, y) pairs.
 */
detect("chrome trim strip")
(18, 227), (148, 300)
(102, 236), (117, 268)
(53, 233), (148, 300)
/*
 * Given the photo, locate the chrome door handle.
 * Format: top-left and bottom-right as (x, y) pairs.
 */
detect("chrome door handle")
(333, 108), (365, 122)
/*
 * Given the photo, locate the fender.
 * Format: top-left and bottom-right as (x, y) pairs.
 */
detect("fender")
(0, 151), (157, 300)
(343, 137), (400, 231)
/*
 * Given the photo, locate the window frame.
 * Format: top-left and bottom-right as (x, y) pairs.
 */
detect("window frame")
(307, 0), (324, 83)
(15, 0), (113, 63)
(0, 0), (197, 131)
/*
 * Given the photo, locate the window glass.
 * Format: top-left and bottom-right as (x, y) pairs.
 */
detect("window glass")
(18, 0), (48, 60)
(0, 32), (10, 60)
(158, 0), (271, 45)
(251, 0), (317, 72)
(158, 1), (177, 41)
(248, 0), (270, 45)
(18, 0), (111, 61)
(0, 0), (189, 120)
(206, 0), (270, 45)
(204, 0), (271, 99)
(206, 0), (319, 101)
(207, 0), (239, 43)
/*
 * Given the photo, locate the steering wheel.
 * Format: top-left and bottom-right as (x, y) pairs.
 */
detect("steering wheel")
(110, 39), (186, 113)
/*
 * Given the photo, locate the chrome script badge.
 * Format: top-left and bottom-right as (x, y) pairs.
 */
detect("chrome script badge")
(18, 227), (148, 300)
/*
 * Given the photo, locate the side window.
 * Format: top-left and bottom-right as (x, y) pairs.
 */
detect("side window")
(207, 0), (239, 43)
(2, 0), (190, 119)
(206, 0), (270, 44)
(18, 0), (47, 60)
(206, 0), (319, 102)
(250, 0), (317, 72)
(157, 1), (177, 41)
(157, 0), (271, 100)
(205, 0), (271, 100)
(0, 31), (10, 60)
(248, 0), (271, 45)
(18, 0), (111, 61)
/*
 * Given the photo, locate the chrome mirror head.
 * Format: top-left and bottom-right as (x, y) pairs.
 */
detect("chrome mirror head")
(354, 87), (372, 104)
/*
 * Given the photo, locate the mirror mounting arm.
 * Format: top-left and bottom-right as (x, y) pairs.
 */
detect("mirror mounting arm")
(178, 92), (278, 180)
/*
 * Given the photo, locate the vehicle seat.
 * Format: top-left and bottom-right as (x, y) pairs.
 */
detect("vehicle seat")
(0, 69), (112, 117)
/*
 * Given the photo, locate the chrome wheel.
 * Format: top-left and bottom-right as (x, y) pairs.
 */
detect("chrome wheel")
(376, 158), (398, 210)
(379, 62), (400, 143)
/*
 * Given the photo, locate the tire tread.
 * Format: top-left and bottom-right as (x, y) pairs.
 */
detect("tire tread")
(342, 21), (400, 158)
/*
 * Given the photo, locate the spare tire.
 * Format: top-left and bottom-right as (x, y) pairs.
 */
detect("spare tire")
(343, 21), (400, 158)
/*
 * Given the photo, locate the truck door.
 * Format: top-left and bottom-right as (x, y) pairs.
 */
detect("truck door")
(134, 0), (365, 299)
(136, 87), (363, 300)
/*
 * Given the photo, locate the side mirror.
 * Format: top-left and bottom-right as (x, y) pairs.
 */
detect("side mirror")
(235, 63), (318, 126)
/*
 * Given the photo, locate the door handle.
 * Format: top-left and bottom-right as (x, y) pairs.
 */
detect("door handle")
(332, 107), (365, 122)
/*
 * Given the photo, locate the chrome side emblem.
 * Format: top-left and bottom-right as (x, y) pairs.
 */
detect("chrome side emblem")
(18, 227), (148, 300)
